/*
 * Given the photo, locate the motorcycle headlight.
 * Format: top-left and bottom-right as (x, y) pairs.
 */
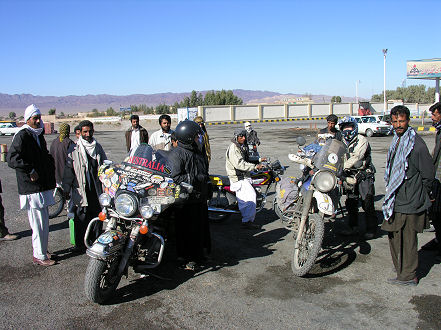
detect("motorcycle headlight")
(115, 193), (138, 217)
(99, 193), (112, 207)
(313, 171), (336, 193)
(140, 205), (154, 219)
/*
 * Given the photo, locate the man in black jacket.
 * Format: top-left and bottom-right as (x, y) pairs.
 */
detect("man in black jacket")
(381, 105), (434, 286)
(7, 104), (56, 266)
(422, 102), (441, 260)
(169, 120), (210, 270)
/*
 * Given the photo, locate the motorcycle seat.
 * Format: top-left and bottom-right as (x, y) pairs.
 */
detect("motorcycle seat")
(209, 175), (230, 186)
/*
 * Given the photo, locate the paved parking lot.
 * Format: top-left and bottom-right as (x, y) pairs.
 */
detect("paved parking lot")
(0, 121), (440, 329)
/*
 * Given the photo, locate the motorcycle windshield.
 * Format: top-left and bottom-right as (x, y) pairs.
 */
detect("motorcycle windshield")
(123, 144), (173, 177)
(311, 139), (346, 175)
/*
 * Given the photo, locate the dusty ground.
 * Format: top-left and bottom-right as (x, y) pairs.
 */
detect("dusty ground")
(0, 120), (439, 329)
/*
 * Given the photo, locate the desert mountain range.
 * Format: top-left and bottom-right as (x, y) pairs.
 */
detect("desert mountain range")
(0, 90), (358, 116)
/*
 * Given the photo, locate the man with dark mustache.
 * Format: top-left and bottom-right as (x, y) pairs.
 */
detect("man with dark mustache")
(381, 105), (434, 286)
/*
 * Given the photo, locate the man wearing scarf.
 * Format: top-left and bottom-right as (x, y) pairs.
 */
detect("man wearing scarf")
(381, 105), (434, 286)
(226, 128), (265, 229)
(50, 123), (75, 184)
(62, 120), (107, 252)
(7, 104), (56, 266)
(421, 102), (441, 260)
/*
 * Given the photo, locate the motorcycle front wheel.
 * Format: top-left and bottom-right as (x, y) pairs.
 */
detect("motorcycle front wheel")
(84, 257), (122, 304)
(291, 213), (324, 277)
(48, 188), (65, 219)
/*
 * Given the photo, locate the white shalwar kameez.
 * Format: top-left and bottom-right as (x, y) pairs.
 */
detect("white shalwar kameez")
(229, 178), (256, 223)
(20, 190), (55, 260)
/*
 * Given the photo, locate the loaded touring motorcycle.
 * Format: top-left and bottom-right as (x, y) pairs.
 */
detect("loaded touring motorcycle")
(83, 144), (193, 304)
(274, 136), (347, 276)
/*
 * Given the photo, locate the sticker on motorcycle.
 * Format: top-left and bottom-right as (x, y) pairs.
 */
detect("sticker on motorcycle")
(147, 188), (157, 196)
(328, 153), (338, 165)
(151, 175), (164, 183)
(160, 181), (168, 189)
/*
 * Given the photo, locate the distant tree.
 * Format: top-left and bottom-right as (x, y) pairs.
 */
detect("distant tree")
(48, 108), (56, 115)
(331, 96), (342, 103)
(371, 84), (435, 103)
(8, 112), (16, 119)
(155, 103), (169, 115)
(106, 107), (118, 116)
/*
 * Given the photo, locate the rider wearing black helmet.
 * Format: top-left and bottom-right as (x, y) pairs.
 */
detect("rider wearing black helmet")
(339, 117), (378, 239)
(169, 120), (211, 270)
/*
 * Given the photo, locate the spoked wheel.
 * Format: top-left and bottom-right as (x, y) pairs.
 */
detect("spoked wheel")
(48, 188), (65, 219)
(84, 257), (122, 304)
(291, 213), (325, 277)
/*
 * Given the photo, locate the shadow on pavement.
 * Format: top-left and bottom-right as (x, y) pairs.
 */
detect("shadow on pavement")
(103, 211), (290, 305)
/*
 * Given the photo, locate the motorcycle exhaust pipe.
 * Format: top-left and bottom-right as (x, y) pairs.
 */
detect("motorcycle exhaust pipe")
(207, 206), (240, 214)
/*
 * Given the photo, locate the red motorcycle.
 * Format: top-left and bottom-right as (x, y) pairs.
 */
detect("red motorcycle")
(207, 160), (285, 222)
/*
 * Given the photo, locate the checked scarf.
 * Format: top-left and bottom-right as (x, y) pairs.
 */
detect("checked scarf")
(382, 126), (416, 221)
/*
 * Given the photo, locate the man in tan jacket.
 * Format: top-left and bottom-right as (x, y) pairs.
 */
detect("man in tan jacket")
(226, 128), (265, 229)
(62, 120), (107, 252)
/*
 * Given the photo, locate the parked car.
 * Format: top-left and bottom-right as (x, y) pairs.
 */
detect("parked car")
(0, 122), (21, 136)
(353, 115), (392, 137)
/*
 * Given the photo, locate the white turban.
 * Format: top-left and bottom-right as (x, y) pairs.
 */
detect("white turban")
(24, 104), (41, 122)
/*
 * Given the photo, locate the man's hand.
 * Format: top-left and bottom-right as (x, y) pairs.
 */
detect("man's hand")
(260, 157), (268, 162)
(30, 171), (39, 182)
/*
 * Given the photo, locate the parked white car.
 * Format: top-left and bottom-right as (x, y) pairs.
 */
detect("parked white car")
(353, 115), (391, 137)
(0, 122), (21, 136)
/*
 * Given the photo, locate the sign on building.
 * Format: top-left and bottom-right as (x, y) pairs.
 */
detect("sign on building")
(177, 107), (198, 123)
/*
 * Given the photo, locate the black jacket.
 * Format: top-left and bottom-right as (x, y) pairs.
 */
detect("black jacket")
(168, 142), (209, 201)
(393, 133), (434, 214)
(7, 129), (56, 195)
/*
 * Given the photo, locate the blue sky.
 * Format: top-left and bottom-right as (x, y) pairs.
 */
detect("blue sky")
(0, 0), (438, 99)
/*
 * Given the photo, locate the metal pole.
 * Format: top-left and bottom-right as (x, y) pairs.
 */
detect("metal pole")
(356, 81), (358, 104)
(383, 49), (388, 117)
(436, 78), (440, 103)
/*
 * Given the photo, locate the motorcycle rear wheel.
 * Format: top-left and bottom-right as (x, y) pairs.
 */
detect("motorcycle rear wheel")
(84, 257), (122, 304)
(291, 213), (324, 277)
(48, 188), (65, 219)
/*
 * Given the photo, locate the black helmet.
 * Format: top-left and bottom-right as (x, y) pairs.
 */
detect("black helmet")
(175, 120), (202, 145)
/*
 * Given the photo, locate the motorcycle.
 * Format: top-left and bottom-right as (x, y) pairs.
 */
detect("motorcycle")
(274, 136), (346, 276)
(208, 159), (286, 222)
(83, 144), (193, 304)
(48, 185), (65, 219)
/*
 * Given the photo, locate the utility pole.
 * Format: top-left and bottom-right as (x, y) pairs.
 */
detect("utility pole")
(356, 80), (361, 104)
(383, 49), (388, 117)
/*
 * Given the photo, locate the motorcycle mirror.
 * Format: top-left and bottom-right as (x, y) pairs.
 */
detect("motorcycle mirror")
(296, 136), (306, 146)
(180, 182), (193, 193)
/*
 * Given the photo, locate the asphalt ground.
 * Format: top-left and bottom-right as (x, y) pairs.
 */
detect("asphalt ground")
(0, 120), (440, 329)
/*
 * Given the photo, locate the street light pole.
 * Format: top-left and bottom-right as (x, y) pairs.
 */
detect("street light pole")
(383, 49), (388, 117)
(356, 80), (361, 104)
